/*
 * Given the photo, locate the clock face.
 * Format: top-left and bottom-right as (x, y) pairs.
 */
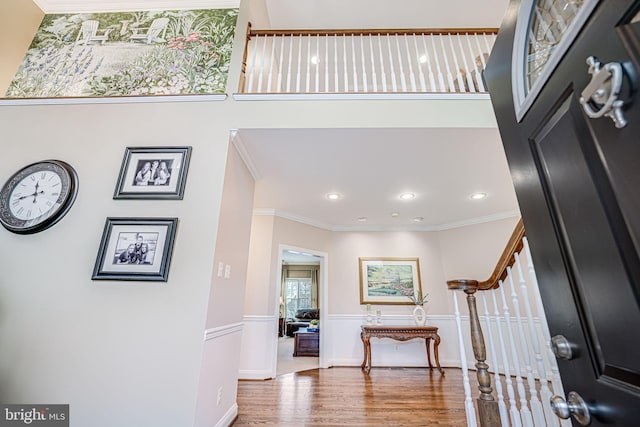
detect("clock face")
(0, 160), (78, 234)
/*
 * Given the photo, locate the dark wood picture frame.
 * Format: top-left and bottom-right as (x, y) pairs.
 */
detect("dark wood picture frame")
(92, 217), (178, 282)
(113, 146), (191, 199)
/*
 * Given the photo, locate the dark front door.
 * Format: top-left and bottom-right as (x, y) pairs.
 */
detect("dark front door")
(485, 1), (640, 425)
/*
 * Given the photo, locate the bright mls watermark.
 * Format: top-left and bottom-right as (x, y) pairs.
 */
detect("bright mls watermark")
(1, 405), (68, 426)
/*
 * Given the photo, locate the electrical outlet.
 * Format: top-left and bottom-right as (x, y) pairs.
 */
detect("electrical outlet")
(217, 386), (223, 406)
(217, 262), (224, 277)
(224, 264), (231, 279)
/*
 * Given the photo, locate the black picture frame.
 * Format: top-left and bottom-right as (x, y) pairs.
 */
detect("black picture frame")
(92, 218), (178, 282)
(113, 147), (191, 199)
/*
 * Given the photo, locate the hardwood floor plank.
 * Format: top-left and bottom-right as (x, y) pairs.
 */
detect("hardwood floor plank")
(234, 367), (470, 426)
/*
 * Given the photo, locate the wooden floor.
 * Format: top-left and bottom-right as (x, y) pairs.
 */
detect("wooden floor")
(234, 367), (470, 426)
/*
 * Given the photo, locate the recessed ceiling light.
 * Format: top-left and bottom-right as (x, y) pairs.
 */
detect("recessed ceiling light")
(326, 192), (342, 200)
(311, 56), (319, 64)
(391, 212), (400, 218)
(399, 192), (415, 200)
(413, 217), (424, 222)
(470, 192), (487, 200)
(419, 55), (427, 63)
(357, 217), (368, 222)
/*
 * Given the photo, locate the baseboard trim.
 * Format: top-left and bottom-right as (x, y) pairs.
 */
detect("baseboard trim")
(215, 402), (238, 427)
(238, 369), (273, 380)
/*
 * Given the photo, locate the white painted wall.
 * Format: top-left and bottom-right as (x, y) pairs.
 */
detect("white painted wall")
(239, 213), (520, 378)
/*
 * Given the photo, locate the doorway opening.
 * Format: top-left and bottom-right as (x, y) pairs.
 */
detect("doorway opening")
(274, 244), (328, 377)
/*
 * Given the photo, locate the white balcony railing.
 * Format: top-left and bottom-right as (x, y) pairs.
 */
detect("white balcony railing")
(238, 25), (497, 96)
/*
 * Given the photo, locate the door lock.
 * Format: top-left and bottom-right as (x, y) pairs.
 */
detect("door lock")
(550, 391), (591, 425)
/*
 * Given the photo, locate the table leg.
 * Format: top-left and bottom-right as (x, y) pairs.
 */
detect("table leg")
(433, 334), (444, 375)
(360, 332), (371, 373)
(425, 337), (433, 368)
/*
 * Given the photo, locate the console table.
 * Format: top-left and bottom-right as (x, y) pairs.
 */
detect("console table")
(360, 325), (444, 374)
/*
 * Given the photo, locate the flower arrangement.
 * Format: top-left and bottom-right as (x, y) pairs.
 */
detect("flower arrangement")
(408, 292), (429, 306)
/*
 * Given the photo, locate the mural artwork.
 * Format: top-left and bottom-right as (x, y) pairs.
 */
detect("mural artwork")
(5, 9), (238, 98)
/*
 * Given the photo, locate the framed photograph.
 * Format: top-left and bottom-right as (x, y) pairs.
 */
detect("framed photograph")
(359, 257), (422, 305)
(92, 218), (178, 281)
(114, 147), (192, 199)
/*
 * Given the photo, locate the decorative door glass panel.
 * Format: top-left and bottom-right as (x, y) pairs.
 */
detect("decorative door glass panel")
(526, 0), (585, 93)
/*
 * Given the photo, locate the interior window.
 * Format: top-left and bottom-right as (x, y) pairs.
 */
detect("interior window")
(285, 278), (312, 318)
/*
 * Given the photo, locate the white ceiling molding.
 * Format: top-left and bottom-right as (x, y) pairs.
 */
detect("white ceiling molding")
(32, 0), (239, 13)
(253, 208), (520, 232)
(231, 131), (261, 181)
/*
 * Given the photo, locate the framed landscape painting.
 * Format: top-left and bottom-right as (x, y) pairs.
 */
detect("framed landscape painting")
(359, 257), (422, 305)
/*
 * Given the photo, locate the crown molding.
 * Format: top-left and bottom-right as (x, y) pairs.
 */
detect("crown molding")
(231, 130), (262, 181)
(32, 0), (239, 13)
(253, 209), (520, 232)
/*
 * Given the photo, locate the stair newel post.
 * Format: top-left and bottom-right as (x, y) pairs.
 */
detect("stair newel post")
(448, 279), (500, 427)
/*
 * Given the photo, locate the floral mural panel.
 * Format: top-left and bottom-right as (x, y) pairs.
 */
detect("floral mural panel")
(5, 9), (238, 98)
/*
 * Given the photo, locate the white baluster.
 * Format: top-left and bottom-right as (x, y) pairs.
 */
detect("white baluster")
(394, 34), (407, 91)
(481, 293), (510, 427)
(438, 34), (455, 92)
(343, 35), (349, 92)
(305, 34), (311, 92)
(507, 267), (545, 427)
(452, 291), (478, 427)
(524, 237), (571, 427)
(266, 34), (276, 93)
(386, 34), (398, 92)
(276, 35), (284, 92)
(368, 34), (378, 92)
(447, 34), (466, 92)
(377, 35), (387, 92)
(465, 33), (484, 92)
(421, 35), (437, 92)
(499, 277), (534, 427)
(403, 34), (417, 91)
(359, 34), (368, 92)
(247, 35), (259, 93)
(286, 34), (293, 92)
(491, 287), (523, 427)
(413, 34), (426, 92)
(515, 252), (559, 426)
(472, 33), (487, 92)
(457, 33), (476, 92)
(325, 34), (329, 92)
(315, 35), (320, 92)
(256, 34), (268, 93)
(351, 35), (358, 92)
(296, 34), (302, 92)
(334, 35), (339, 92)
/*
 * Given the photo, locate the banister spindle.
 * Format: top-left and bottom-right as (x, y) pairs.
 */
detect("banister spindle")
(472, 33), (487, 92)
(325, 34), (329, 92)
(403, 34), (417, 91)
(438, 34), (455, 92)
(448, 280), (499, 427)
(247, 35), (259, 93)
(448, 34), (466, 92)
(394, 34), (408, 91)
(315, 35), (320, 92)
(456, 33), (476, 92)
(422, 35), (437, 91)
(333, 34), (339, 92)
(377, 35), (388, 92)
(276, 35), (284, 92)
(296, 34), (302, 92)
(360, 34), (368, 92)
(413, 34), (427, 92)
(266, 34), (276, 92)
(451, 290), (478, 427)
(257, 33), (268, 93)
(343, 35), (349, 92)
(507, 267), (546, 427)
(285, 34), (293, 92)
(368, 34), (378, 92)
(386, 34), (398, 92)
(351, 35), (358, 92)
(499, 276), (534, 427)
(305, 34), (311, 92)
(481, 292), (510, 427)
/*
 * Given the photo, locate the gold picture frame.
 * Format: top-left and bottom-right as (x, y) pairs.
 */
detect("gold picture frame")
(359, 257), (422, 305)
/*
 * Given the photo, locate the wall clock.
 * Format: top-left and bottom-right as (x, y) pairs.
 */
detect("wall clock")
(0, 160), (79, 234)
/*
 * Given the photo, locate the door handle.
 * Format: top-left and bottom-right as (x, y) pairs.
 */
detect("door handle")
(551, 334), (574, 360)
(579, 56), (627, 128)
(550, 391), (591, 425)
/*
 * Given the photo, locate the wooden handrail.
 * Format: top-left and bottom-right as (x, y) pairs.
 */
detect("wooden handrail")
(447, 218), (525, 291)
(248, 27), (499, 38)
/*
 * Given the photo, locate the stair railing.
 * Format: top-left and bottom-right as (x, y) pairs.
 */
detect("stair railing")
(447, 219), (569, 427)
